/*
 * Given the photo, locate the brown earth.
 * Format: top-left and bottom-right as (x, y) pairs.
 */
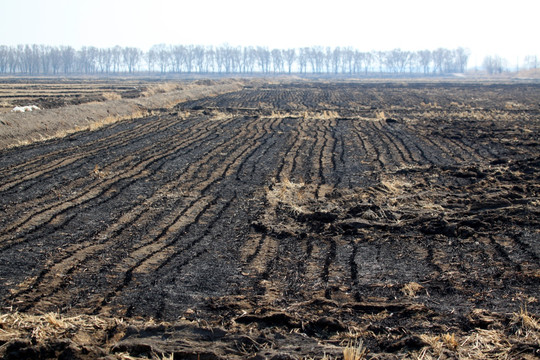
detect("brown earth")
(0, 80), (539, 359)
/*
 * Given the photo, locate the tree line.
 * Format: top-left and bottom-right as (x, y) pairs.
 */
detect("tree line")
(0, 44), (534, 76)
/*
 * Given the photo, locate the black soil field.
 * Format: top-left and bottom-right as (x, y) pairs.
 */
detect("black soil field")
(0, 81), (539, 359)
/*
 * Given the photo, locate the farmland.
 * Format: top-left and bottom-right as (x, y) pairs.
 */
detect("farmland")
(0, 80), (539, 359)
(0, 78), (165, 113)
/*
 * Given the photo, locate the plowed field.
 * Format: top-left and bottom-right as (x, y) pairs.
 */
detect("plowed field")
(0, 81), (539, 359)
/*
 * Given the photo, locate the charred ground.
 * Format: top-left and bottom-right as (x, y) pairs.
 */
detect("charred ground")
(0, 81), (539, 359)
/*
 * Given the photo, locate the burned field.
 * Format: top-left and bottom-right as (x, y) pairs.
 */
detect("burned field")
(0, 81), (539, 359)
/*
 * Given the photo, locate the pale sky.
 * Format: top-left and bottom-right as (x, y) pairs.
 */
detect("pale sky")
(1, 0), (539, 67)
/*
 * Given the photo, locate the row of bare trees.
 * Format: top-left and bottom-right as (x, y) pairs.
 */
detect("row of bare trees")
(0, 44), (529, 76)
(482, 54), (539, 74)
(0, 45), (143, 75)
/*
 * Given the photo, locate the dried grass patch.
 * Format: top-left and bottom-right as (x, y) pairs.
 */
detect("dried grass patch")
(0, 311), (177, 359)
(0, 311), (122, 345)
(402, 282), (424, 298)
(88, 109), (150, 131)
(207, 109), (233, 122)
(375, 110), (387, 120)
(380, 177), (412, 194)
(102, 91), (123, 101)
(407, 308), (540, 359)
(267, 179), (312, 215)
(342, 339), (369, 360)
(141, 82), (182, 97)
(302, 110), (340, 120)
(511, 306), (540, 341)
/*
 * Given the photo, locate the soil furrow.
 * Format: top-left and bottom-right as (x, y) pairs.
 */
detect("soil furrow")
(0, 115), (227, 226)
(0, 114), (240, 248)
(0, 115), (174, 186)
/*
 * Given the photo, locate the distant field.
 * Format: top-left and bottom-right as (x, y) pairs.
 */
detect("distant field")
(0, 78), (244, 148)
(0, 78), (166, 113)
(0, 80), (539, 359)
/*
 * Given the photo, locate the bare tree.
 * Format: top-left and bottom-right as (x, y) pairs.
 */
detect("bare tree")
(151, 44), (170, 73)
(205, 47), (215, 73)
(98, 48), (113, 74)
(20, 45), (41, 74)
(49, 47), (62, 74)
(77, 46), (88, 73)
(229, 46), (242, 73)
(483, 55), (505, 74)
(417, 50), (431, 74)
(271, 49), (283, 73)
(170, 45), (185, 73)
(123, 47), (141, 73)
(20, 45), (30, 73)
(239, 47), (253, 73)
(431, 48), (447, 74)
(214, 47), (225, 73)
(283, 49), (295, 74)
(0, 45), (9, 73)
(324, 47), (332, 73)
(219, 45), (231, 73)
(385, 49), (411, 73)
(79, 46), (99, 74)
(442, 48), (456, 73)
(298, 48), (309, 74)
(6, 46), (20, 73)
(111, 46), (123, 73)
(454, 47), (470, 73)
(310, 46), (324, 73)
(306, 48), (316, 73)
(383, 49), (396, 73)
(331, 47), (341, 74)
(185, 45), (195, 73)
(362, 52), (373, 74)
(145, 47), (156, 72)
(255, 47), (270, 73)
(39, 45), (51, 74)
(353, 51), (363, 74)
(194, 46), (206, 73)
(524, 55), (538, 69)
(407, 52), (419, 74)
(61, 46), (75, 74)
(342, 47), (354, 74)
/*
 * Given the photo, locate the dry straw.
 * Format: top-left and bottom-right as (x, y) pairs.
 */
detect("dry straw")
(0, 311), (120, 343)
(343, 340), (369, 360)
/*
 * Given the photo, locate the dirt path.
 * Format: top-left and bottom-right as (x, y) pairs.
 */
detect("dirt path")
(0, 82), (539, 359)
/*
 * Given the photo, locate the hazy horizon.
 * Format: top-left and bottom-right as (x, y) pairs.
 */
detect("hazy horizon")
(1, 0), (539, 68)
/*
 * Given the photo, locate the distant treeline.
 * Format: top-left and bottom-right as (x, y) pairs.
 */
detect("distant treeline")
(0, 44), (526, 76)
